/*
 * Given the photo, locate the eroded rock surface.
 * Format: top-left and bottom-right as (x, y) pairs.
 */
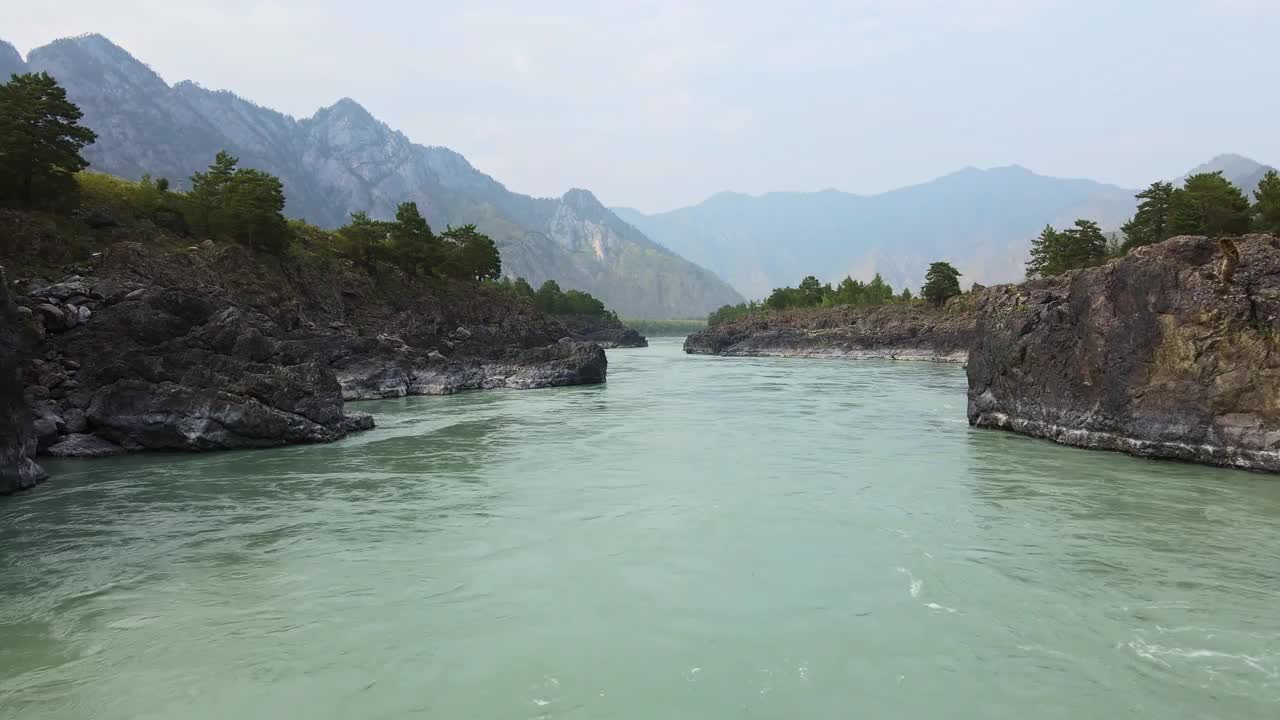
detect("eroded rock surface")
(0, 266), (47, 493)
(683, 303), (978, 362)
(968, 235), (1280, 471)
(7, 235), (607, 470)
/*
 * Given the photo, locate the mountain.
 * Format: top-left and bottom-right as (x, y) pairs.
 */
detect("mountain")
(0, 40), (25, 77)
(616, 166), (1138, 299)
(1180, 153), (1276, 198)
(13, 34), (741, 318)
(618, 157), (1275, 300)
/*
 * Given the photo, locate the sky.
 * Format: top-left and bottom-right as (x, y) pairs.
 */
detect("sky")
(4, 0), (1278, 213)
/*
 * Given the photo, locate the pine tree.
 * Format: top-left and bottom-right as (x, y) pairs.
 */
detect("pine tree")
(1253, 169), (1280, 234)
(0, 72), (97, 206)
(338, 211), (393, 268)
(797, 276), (824, 306)
(1027, 220), (1107, 277)
(441, 224), (502, 281)
(189, 151), (289, 254)
(390, 201), (441, 276)
(1062, 219), (1108, 270)
(1172, 172), (1251, 237)
(1026, 225), (1063, 277)
(534, 280), (564, 313)
(189, 150), (238, 235)
(864, 273), (894, 305)
(921, 262), (962, 306)
(1120, 181), (1176, 251)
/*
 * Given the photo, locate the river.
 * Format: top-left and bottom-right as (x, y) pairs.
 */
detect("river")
(1, 338), (1278, 718)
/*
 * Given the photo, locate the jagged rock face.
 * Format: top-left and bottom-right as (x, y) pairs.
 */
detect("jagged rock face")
(555, 315), (648, 349)
(17, 34), (743, 318)
(26, 271), (373, 454)
(6, 220), (608, 465)
(0, 266), (47, 493)
(968, 235), (1280, 472)
(683, 303), (979, 362)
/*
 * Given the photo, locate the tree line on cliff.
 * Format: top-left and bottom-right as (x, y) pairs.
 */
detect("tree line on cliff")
(0, 71), (619, 318)
(708, 262), (964, 326)
(709, 166), (1280, 327)
(1027, 170), (1280, 277)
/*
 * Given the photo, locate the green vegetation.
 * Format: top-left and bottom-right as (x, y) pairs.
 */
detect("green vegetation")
(0, 72), (506, 286)
(492, 278), (617, 320)
(623, 318), (707, 336)
(1250, 170), (1280, 235)
(1119, 181), (1177, 251)
(1177, 172), (1252, 238)
(1033, 169), (1271, 277)
(708, 301), (765, 327)
(921, 262), (963, 306)
(707, 267), (940, 326)
(1026, 220), (1108, 277)
(189, 151), (289, 254)
(0, 72), (97, 207)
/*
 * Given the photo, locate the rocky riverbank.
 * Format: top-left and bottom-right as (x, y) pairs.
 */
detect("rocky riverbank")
(683, 302), (979, 362)
(555, 314), (648, 349)
(0, 266), (47, 493)
(968, 235), (1279, 472)
(0, 211), (608, 488)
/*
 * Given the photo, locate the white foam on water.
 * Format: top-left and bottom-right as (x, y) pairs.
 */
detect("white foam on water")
(896, 567), (923, 598)
(1126, 637), (1279, 678)
(925, 602), (957, 614)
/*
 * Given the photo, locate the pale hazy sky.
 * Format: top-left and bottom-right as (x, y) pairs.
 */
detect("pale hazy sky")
(5, 0), (1278, 212)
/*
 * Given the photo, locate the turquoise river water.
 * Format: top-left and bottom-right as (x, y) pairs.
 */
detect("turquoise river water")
(1, 338), (1278, 719)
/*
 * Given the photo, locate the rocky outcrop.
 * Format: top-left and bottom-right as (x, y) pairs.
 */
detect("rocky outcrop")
(20, 268), (375, 455)
(968, 235), (1280, 472)
(557, 314), (648, 349)
(1, 266), (47, 494)
(683, 302), (979, 362)
(5, 221), (607, 470)
(323, 335), (607, 399)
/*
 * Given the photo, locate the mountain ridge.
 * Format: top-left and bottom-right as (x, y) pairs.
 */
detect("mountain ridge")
(8, 34), (742, 319)
(616, 157), (1275, 299)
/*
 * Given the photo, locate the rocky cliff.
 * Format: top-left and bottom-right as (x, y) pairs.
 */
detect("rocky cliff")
(12, 34), (742, 318)
(555, 315), (648, 349)
(683, 302), (979, 362)
(0, 265), (47, 493)
(968, 235), (1280, 472)
(2, 210), (606, 468)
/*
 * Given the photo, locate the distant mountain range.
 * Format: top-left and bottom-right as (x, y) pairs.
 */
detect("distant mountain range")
(1, 35), (743, 319)
(5, 36), (1273, 310)
(617, 155), (1276, 299)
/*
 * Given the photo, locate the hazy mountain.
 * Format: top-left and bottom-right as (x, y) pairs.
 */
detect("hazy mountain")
(618, 157), (1274, 299)
(0, 40), (25, 77)
(1180, 153), (1276, 198)
(14, 34), (741, 318)
(616, 166), (1139, 299)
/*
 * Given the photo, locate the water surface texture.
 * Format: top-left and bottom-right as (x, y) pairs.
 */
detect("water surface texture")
(2, 339), (1278, 718)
